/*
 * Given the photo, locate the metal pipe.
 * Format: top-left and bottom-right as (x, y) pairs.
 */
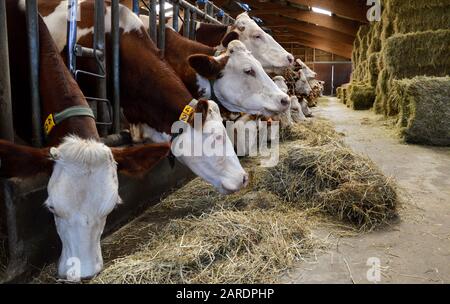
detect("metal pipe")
(111, 0), (121, 133)
(26, 0), (42, 147)
(67, 0), (78, 76)
(172, 2), (179, 32)
(94, 0), (108, 136)
(0, 0), (14, 141)
(189, 11), (196, 40)
(183, 8), (190, 37)
(158, 0), (166, 56)
(132, 0), (139, 14)
(149, 0), (157, 42)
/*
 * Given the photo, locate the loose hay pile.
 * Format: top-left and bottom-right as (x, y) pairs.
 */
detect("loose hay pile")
(33, 120), (399, 284)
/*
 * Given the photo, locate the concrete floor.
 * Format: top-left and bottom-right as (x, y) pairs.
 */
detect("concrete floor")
(284, 97), (450, 284)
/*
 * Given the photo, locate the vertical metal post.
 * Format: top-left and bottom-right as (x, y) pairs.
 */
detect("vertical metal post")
(67, 0), (78, 76)
(204, 1), (209, 15)
(208, 2), (214, 18)
(172, 2), (179, 32)
(149, 0), (157, 42)
(0, 0), (14, 141)
(132, 0), (140, 14)
(189, 11), (196, 40)
(183, 8), (190, 38)
(94, 0), (108, 136)
(26, 0), (42, 147)
(158, 0), (166, 56)
(111, 0), (121, 133)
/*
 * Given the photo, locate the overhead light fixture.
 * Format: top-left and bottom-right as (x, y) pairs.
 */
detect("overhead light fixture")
(311, 7), (332, 16)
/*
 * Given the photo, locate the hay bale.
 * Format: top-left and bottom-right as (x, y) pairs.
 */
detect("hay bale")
(384, 30), (450, 79)
(391, 76), (450, 146)
(374, 68), (392, 115)
(387, 0), (450, 14)
(336, 86), (343, 101)
(368, 22), (382, 53)
(393, 7), (450, 33)
(348, 84), (376, 110)
(368, 52), (381, 88)
(258, 142), (398, 230)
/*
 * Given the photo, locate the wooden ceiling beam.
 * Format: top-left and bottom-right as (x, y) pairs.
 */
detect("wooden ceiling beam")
(275, 35), (352, 58)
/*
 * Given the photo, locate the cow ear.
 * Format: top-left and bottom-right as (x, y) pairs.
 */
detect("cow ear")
(221, 31), (239, 48)
(187, 99), (209, 127)
(0, 140), (53, 178)
(112, 143), (171, 177)
(188, 54), (227, 79)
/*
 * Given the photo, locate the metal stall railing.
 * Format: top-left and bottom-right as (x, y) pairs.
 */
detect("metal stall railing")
(0, 0), (14, 142)
(134, 0), (235, 50)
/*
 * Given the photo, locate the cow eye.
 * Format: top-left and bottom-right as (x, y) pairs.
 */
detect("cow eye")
(244, 68), (255, 76)
(254, 34), (262, 39)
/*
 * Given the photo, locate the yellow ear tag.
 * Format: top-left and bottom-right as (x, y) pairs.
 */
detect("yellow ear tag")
(44, 113), (56, 135)
(179, 105), (194, 123)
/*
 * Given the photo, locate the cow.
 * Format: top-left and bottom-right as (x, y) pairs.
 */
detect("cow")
(186, 13), (294, 73)
(162, 27), (290, 116)
(2, 0), (172, 280)
(37, 0), (249, 195)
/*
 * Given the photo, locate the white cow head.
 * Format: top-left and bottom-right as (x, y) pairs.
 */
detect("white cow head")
(290, 96), (308, 122)
(296, 59), (317, 80)
(171, 100), (249, 194)
(272, 76), (289, 94)
(0, 136), (170, 281)
(231, 13), (294, 71)
(295, 69), (312, 96)
(189, 39), (290, 117)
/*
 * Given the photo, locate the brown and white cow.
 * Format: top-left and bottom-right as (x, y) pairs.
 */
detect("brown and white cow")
(2, 0), (171, 280)
(188, 13), (294, 73)
(37, 0), (248, 195)
(162, 28), (290, 117)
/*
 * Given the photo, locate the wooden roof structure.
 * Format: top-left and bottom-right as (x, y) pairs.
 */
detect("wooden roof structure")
(208, 0), (369, 58)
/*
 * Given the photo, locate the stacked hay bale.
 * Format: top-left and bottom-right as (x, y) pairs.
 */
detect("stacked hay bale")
(339, 0), (450, 145)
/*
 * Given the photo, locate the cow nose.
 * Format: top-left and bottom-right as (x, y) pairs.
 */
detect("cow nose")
(287, 54), (294, 64)
(281, 97), (290, 107)
(242, 173), (249, 187)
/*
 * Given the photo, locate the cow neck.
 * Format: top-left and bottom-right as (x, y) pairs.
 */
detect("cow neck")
(163, 28), (218, 99)
(8, 2), (99, 147)
(119, 29), (194, 135)
(193, 23), (231, 47)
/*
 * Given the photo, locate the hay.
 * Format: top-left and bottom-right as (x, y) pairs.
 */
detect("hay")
(393, 7), (450, 33)
(391, 76), (450, 146)
(384, 30), (450, 79)
(368, 52), (381, 88)
(257, 141), (398, 231)
(93, 207), (314, 284)
(348, 84), (376, 110)
(32, 120), (399, 283)
(387, 0), (450, 14)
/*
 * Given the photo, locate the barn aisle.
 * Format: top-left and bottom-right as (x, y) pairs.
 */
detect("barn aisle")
(284, 97), (450, 284)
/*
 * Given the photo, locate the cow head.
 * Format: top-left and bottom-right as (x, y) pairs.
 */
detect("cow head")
(272, 76), (289, 94)
(0, 137), (170, 280)
(295, 68), (312, 96)
(189, 39), (290, 117)
(231, 13), (294, 71)
(171, 99), (248, 194)
(296, 59), (317, 80)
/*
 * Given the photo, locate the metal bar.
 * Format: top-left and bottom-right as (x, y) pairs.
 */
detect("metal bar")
(94, 0), (108, 136)
(183, 8), (190, 37)
(0, 0), (14, 141)
(158, 0), (166, 56)
(67, 0), (78, 76)
(189, 11), (196, 40)
(172, 2), (179, 31)
(132, 0), (140, 14)
(26, 0), (42, 147)
(111, 0), (121, 133)
(149, 0), (157, 42)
